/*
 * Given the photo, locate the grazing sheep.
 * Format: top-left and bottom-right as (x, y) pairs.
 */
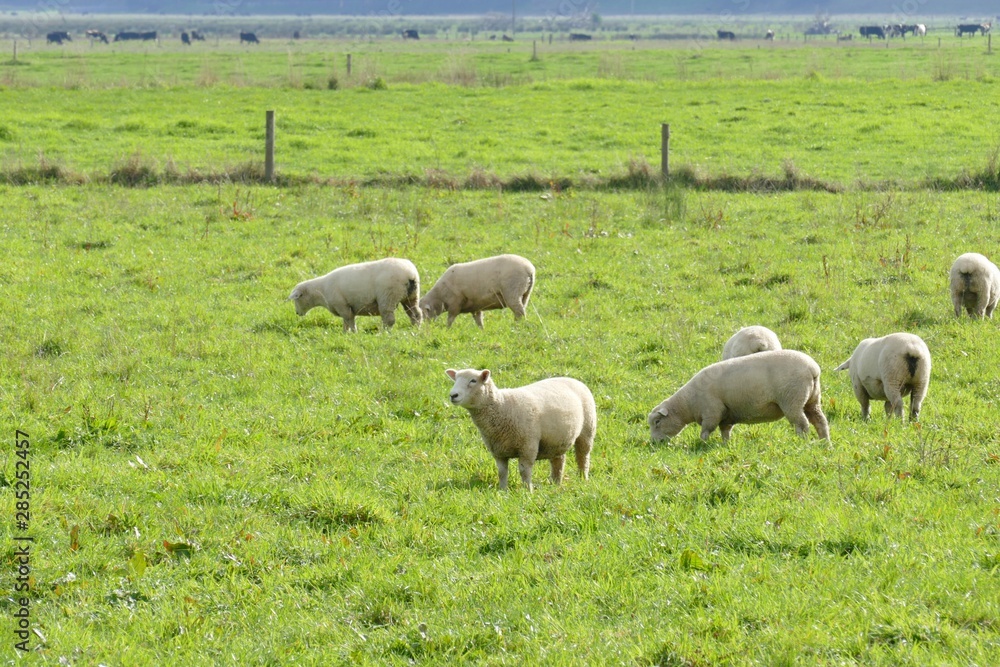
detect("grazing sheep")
(446, 368), (596, 491)
(288, 258), (421, 332)
(949, 252), (1000, 318)
(722, 325), (782, 360)
(420, 254), (535, 328)
(834, 333), (930, 421)
(648, 350), (830, 443)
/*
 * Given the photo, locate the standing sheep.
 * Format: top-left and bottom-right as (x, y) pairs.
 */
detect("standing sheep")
(950, 252), (1000, 318)
(420, 254), (535, 328)
(287, 258), (421, 332)
(648, 350), (830, 443)
(446, 368), (596, 491)
(834, 333), (930, 421)
(722, 325), (782, 360)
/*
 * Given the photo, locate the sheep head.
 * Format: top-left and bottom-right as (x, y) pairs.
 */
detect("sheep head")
(446, 368), (492, 408)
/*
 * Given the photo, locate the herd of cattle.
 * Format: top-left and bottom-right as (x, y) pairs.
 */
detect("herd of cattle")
(42, 22), (997, 47)
(45, 29), (258, 45)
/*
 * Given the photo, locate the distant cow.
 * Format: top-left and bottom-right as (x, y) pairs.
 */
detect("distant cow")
(837, 33), (854, 41)
(240, 31), (259, 44)
(85, 29), (108, 43)
(569, 33), (592, 41)
(292, 30), (300, 39)
(402, 29), (419, 39)
(501, 34), (514, 42)
(181, 31), (191, 45)
(765, 29), (774, 40)
(191, 30), (205, 41)
(717, 30), (736, 40)
(114, 31), (156, 42)
(914, 24), (926, 37)
(957, 23), (989, 37)
(47, 31), (71, 44)
(860, 25), (887, 39)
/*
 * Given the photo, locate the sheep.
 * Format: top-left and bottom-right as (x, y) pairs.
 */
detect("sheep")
(648, 350), (830, 443)
(949, 252), (1000, 318)
(446, 368), (596, 491)
(420, 254), (535, 328)
(287, 258), (421, 332)
(721, 325), (782, 360)
(834, 332), (930, 421)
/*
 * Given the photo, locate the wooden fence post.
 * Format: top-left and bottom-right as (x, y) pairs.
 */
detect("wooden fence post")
(990, 33), (993, 54)
(661, 123), (670, 178)
(265, 110), (275, 183)
(12, 41), (16, 62)
(347, 53), (352, 76)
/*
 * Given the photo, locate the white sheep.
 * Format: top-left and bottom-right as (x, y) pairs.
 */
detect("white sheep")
(420, 254), (535, 328)
(446, 368), (596, 491)
(648, 350), (830, 443)
(722, 325), (782, 360)
(950, 252), (1000, 318)
(834, 332), (930, 421)
(288, 258), (421, 332)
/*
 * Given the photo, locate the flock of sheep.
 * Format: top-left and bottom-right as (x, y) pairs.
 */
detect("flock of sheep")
(289, 250), (1000, 490)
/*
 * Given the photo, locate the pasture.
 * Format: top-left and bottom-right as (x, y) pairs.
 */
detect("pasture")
(2, 21), (1000, 665)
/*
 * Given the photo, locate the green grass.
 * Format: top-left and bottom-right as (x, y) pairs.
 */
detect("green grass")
(3, 34), (1000, 187)
(2, 183), (1000, 663)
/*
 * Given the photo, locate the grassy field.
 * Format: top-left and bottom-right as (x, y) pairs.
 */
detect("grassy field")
(3, 24), (1000, 665)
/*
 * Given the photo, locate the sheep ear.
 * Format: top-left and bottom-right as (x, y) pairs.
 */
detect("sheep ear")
(655, 406), (668, 417)
(445, 369), (457, 380)
(287, 289), (301, 301)
(479, 369), (491, 383)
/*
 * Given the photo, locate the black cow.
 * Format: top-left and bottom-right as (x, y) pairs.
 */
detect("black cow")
(47, 31), (71, 44)
(115, 31), (156, 42)
(181, 31), (191, 45)
(191, 30), (205, 41)
(717, 30), (736, 40)
(240, 31), (260, 44)
(765, 29), (774, 40)
(402, 29), (419, 39)
(860, 25), (887, 39)
(957, 23), (990, 37)
(569, 33), (592, 41)
(85, 29), (108, 43)
(501, 34), (514, 42)
(292, 30), (300, 39)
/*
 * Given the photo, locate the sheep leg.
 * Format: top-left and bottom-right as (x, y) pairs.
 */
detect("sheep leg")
(517, 458), (535, 491)
(574, 434), (592, 480)
(909, 384), (927, 421)
(446, 308), (461, 328)
(341, 315), (357, 333)
(805, 403), (830, 440)
(379, 304), (397, 330)
(852, 382), (871, 420)
(787, 410), (813, 438)
(883, 386), (905, 419)
(494, 458), (510, 490)
(472, 311), (485, 328)
(506, 290), (527, 320)
(719, 424), (734, 442)
(550, 455), (565, 484)
(699, 420), (719, 441)
(986, 297), (997, 319)
(403, 299), (421, 326)
(976, 291), (990, 318)
(952, 291), (964, 317)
